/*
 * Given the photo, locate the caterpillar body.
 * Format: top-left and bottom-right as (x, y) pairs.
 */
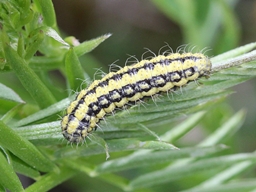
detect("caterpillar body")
(61, 52), (212, 143)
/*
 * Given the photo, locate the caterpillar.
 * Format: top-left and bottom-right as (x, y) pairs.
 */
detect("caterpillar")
(61, 51), (212, 143)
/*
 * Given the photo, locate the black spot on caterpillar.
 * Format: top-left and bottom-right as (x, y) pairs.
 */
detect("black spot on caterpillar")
(61, 51), (212, 143)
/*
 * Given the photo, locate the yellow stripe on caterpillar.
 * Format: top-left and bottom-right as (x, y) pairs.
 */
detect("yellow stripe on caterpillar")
(61, 52), (212, 143)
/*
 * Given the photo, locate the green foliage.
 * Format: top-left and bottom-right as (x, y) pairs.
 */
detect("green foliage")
(0, 0), (256, 192)
(151, 0), (240, 53)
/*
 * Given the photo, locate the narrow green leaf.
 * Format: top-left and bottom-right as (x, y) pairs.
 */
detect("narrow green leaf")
(74, 33), (112, 57)
(11, 154), (40, 179)
(32, 0), (57, 28)
(15, 121), (62, 145)
(55, 139), (176, 159)
(29, 56), (63, 71)
(15, 97), (73, 127)
(24, 11), (41, 34)
(137, 124), (161, 141)
(65, 48), (86, 91)
(16, 0), (30, 15)
(212, 49), (256, 72)
(166, 110), (246, 169)
(0, 120), (56, 172)
(3, 44), (56, 108)
(96, 130), (148, 140)
(199, 110), (246, 147)
(6, 6), (22, 30)
(160, 111), (206, 142)
(129, 153), (256, 189)
(60, 158), (130, 191)
(25, 29), (45, 60)
(95, 145), (227, 174)
(0, 83), (24, 103)
(98, 173), (130, 191)
(1, 104), (24, 124)
(45, 27), (69, 47)
(15, 121), (149, 145)
(181, 179), (256, 192)
(0, 150), (23, 192)
(24, 167), (76, 192)
(191, 160), (255, 190)
(15, 0), (33, 26)
(20, 9), (34, 27)
(59, 158), (95, 176)
(17, 34), (25, 57)
(180, 77), (246, 102)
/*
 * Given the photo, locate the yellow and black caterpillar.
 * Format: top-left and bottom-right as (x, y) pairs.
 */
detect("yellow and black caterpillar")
(61, 52), (212, 143)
